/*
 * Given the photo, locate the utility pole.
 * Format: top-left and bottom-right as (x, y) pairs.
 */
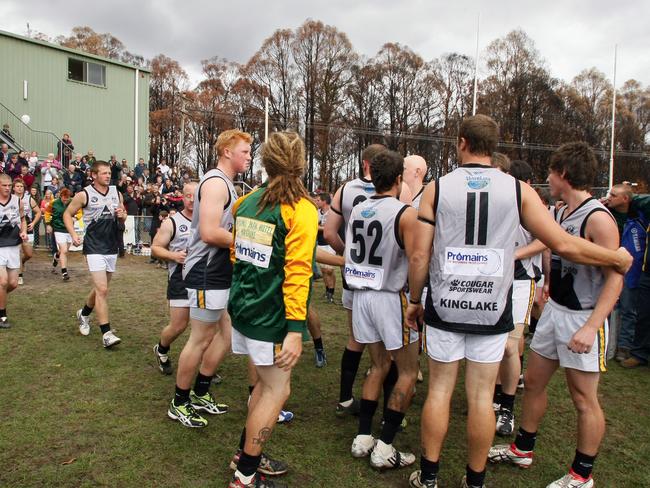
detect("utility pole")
(608, 45), (618, 189)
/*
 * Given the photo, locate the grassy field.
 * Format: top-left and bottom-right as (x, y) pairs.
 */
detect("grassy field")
(1, 251), (649, 487)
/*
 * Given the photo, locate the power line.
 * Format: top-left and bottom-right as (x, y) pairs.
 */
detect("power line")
(181, 106), (650, 160)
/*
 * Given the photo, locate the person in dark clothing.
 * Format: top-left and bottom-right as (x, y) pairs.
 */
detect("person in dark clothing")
(62, 163), (84, 194)
(134, 158), (146, 180)
(5, 154), (23, 180)
(109, 156), (121, 186)
(57, 134), (74, 166)
(2, 124), (15, 143)
(123, 185), (141, 216)
(148, 207), (168, 264)
(0, 144), (9, 164)
(122, 184), (141, 244)
(161, 179), (176, 195)
(621, 231), (650, 368)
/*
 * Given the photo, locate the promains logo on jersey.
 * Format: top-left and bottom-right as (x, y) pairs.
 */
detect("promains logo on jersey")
(235, 239), (271, 268)
(444, 247), (504, 277)
(343, 264), (384, 290)
(234, 216), (275, 269)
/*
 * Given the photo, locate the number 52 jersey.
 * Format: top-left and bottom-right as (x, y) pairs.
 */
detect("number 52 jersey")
(344, 195), (410, 293)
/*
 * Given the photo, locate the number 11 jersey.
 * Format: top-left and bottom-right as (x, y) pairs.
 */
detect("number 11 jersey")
(425, 164), (520, 335)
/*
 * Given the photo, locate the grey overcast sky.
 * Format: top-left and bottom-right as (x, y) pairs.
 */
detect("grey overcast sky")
(2, 0), (648, 88)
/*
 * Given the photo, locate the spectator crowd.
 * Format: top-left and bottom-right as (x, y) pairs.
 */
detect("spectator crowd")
(0, 132), (193, 249)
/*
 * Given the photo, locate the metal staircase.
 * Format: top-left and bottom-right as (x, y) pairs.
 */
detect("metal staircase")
(0, 102), (60, 157)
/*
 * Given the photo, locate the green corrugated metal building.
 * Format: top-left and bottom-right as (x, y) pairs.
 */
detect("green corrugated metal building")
(0, 29), (149, 163)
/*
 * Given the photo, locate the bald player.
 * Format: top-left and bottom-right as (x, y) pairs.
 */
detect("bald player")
(403, 155), (427, 210)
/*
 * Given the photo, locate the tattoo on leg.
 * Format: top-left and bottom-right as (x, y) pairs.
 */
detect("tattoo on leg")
(253, 427), (272, 445)
(389, 389), (406, 410)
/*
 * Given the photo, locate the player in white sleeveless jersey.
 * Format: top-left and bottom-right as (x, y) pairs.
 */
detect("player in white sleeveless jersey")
(315, 192), (336, 308)
(65, 161), (126, 348)
(325, 145), (413, 417)
(166, 130), (250, 429)
(12, 178), (41, 285)
(489, 143), (623, 488)
(0, 174), (27, 328)
(402, 155), (428, 383)
(151, 182), (196, 375)
(406, 116), (631, 488)
(345, 150), (421, 471)
(494, 160), (543, 437)
(323, 144), (386, 416)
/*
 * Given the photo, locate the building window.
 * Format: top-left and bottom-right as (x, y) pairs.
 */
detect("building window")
(67, 58), (106, 87)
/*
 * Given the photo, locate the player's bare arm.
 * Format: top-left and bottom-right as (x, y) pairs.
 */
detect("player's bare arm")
(151, 218), (186, 264)
(405, 182), (435, 329)
(323, 185), (345, 254)
(514, 239), (547, 261)
(567, 211), (623, 354)
(63, 191), (86, 246)
(520, 182), (632, 274)
(116, 192), (127, 222)
(28, 197), (41, 230)
(198, 177), (232, 248)
(18, 196), (27, 240)
(316, 247), (344, 267)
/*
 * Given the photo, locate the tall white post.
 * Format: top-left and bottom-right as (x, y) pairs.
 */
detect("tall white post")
(264, 97), (269, 142)
(134, 68), (139, 166)
(472, 14), (480, 116)
(179, 98), (185, 167)
(608, 45), (618, 189)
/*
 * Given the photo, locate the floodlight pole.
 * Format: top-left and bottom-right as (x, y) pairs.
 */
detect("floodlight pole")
(608, 45), (617, 189)
(472, 14), (480, 116)
(264, 97), (269, 142)
(179, 97), (185, 167)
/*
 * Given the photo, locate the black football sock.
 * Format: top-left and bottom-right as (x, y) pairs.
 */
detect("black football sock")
(465, 465), (486, 488)
(173, 386), (190, 406)
(358, 399), (378, 435)
(514, 427), (537, 452)
(420, 456), (439, 482)
(339, 348), (362, 403)
(81, 304), (93, 316)
(379, 408), (405, 445)
(99, 323), (111, 334)
(571, 450), (596, 479)
(157, 342), (170, 355)
(313, 337), (324, 351)
(237, 450), (261, 478)
(193, 373), (213, 397)
(501, 393), (515, 412)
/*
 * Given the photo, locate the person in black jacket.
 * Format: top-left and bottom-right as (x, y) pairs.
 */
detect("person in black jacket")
(57, 134), (74, 165)
(109, 156), (122, 186)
